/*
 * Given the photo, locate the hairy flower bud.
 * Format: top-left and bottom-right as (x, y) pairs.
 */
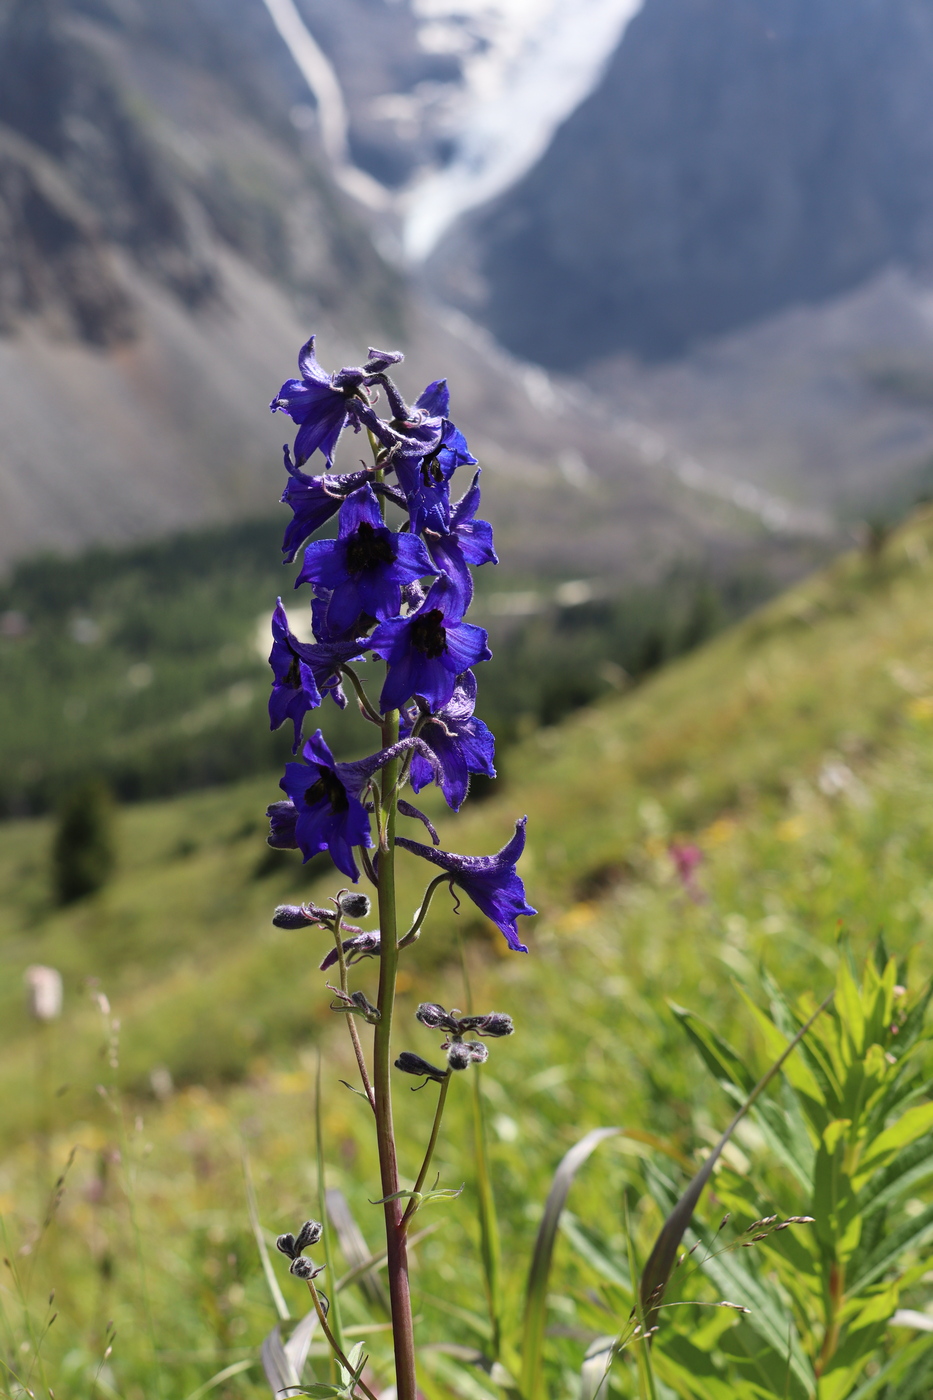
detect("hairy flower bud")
(337, 891), (371, 919)
(395, 1051), (447, 1082)
(272, 904), (333, 929)
(289, 1257), (324, 1280)
(460, 1011), (514, 1037)
(447, 1040), (488, 1070)
(415, 1002), (460, 1033)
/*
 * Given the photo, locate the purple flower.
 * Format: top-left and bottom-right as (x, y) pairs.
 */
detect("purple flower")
(389, 381), (477, 535)
(274, 732), (443, 880)
(296, 484), (438, 636)
(279, 448), (375, 563)
(277, 730), (373, 880)
(269, 599), (322, 748)
(270, 338), (401, 468)
(401, 671), (495, 810)
(396, 817), (536, 952)
(268, 600), (368, 738)
(369, 574), (492, 714)
(424, 471), (497, 614)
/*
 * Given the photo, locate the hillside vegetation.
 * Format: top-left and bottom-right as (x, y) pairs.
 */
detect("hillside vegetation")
(2, 511), (933, 1396)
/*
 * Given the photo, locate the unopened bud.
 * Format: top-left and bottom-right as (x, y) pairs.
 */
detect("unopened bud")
(461, 1011), (514, 1038)
(295, 1220), (323, 1251)
(395, 1051), (447, 1083)
(446, 1041), (488, 1070)
(272, 904), (331, 929)
(337, 892), (371, 919)
(289, 1257), (324, 1280)
(416, 1003), (458, 1032)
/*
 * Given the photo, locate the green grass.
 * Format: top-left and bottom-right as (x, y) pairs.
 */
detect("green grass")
(2, 512), (933, 1396)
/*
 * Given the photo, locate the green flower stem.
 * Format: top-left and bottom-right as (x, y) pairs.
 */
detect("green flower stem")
(341, 664), (383, 726)
(399, 873), (450, 949)
(372, 706), (418, 1400)
(331, 921), (374, 1109)
(401, 1072), (452, 1231)
(306, 1276), (379, 1400)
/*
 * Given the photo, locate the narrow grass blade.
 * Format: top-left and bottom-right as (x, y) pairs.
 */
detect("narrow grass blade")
(472, 1067), (504, 1360)
(183, 1358), (255, 1400)
(327, 1186), (390, 1315)
(243, 1148), (290, 1324)
(316, 1053), (345, 1354)
(520, 1126), (621, 1400)
(285, 1309), (320, 1383)
(639, 990), (832, 1326)
(262, 1323), (301, 1395)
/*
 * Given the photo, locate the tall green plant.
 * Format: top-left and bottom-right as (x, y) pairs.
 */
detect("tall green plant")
(640, 948), (933, 1399)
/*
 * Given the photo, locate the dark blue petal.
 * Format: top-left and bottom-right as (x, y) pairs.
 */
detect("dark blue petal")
(395, 818), (535, 951)
(415, 379), (450, 417)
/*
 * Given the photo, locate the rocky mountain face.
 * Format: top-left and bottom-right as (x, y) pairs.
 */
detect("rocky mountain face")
(0, 0), (823, 586)
(432, 0), (933, 368)
(0, 0), (408, 565)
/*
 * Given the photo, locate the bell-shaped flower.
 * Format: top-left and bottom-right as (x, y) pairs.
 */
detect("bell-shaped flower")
(277, 730), (373, 880)
(369, 574), (491, 714)
(273, 731), (444, 881)
(268, 599), (368, 741)
(396, 817), (536, 952)
(401, 671), (495, 810)
(296, 484), (438, 636)
(270, 338), (400, 467)
(424, 471), (497, 614)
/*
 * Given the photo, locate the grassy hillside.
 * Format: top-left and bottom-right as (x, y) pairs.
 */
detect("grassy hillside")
(0, 516), (762, 816)
(2, 511), (933, 1397)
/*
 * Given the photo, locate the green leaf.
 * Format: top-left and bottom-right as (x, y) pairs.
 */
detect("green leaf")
(670, 1004), (757, 1095)
(472, 1067), (504, 1361)
(520, 1126), (621, 1400)
(856, 1102), (933, 1180)
(849, 1201), (933, 1294)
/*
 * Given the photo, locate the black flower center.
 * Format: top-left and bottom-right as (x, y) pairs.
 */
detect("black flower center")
(284, 654), (301, 688)
(421, 452), (444, 486)
(344, 521), (395, 575)
(304, 769), (348, 813)
(410, 608), (448, 659)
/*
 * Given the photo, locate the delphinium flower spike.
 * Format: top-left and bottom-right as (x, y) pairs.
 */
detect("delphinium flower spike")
(262, 334), (533, 1400)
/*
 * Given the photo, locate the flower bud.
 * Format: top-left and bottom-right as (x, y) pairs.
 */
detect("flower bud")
(266, 800), (298, 849)
(272, 904), (332, 930)
(289, 1257), (324, 1280)
(337, 892), (371, 919)
(460, 1011), (514, 1037)
(416, 1002), (459, 1033)
(295, 1219), (323, 1251)
(446, 1040), (489, 1070)
(395, 1051), (447, 1082)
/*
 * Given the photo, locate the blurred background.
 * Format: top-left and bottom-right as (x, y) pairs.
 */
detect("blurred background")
(5, 1), (933, 1395)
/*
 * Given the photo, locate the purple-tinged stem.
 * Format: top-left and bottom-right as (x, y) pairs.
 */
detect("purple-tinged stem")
(373, 706), (418, 1400)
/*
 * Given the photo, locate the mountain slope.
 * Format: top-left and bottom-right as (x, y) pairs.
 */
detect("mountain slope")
(435, 0), (933, 367)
